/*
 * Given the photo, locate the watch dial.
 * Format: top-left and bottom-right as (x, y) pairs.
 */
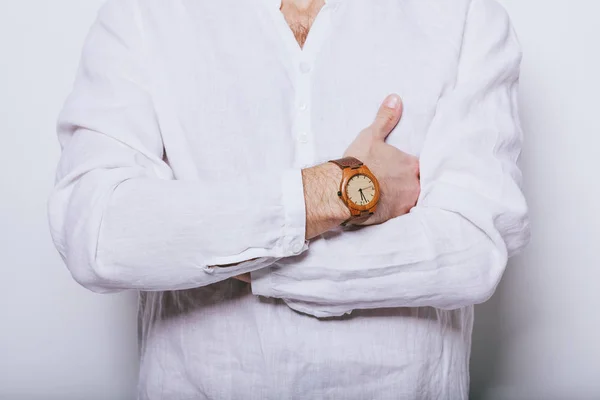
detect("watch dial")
(346, 174), (376, 206)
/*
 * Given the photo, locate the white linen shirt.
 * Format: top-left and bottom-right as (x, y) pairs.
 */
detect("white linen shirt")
(47, 0), (530, 398)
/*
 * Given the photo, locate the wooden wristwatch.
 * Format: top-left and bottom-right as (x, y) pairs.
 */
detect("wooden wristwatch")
(329, 156), (381, 226)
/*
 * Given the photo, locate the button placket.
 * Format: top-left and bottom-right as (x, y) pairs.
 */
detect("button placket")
(261, 1), (338, 170)
(294, 57), (317, 168)
(291, 240), (305, 254)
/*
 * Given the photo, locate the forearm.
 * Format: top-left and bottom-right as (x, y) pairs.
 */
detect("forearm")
(252, 203), (526, 318)
(219, 163), (349, 276)
(51, 131), (357, 292)
(49, 129), (310, 292)
(48, 0), (351, 293)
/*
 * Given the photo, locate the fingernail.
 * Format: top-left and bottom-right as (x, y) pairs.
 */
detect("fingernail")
(385, 95), (400, 109)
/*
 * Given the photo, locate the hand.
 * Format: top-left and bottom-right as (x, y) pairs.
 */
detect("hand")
(359, 188), (368, 204)
(232, 273), (251, 283)
(343, 94), (420, 225)
(211, 259), (253, 283)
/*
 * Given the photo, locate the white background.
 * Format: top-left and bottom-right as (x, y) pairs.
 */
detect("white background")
(1, 0), (598, 399)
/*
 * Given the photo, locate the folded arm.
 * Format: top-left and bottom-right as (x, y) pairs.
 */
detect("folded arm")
(250, 0), (531, 317)
(47, 0), (350, 293)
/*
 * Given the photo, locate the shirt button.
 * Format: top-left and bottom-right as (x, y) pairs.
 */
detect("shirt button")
(297, 131), (308, 143)
(291, 241), (304, 254)
(298, 102), (308, 111)
(299, 62), (312, 74)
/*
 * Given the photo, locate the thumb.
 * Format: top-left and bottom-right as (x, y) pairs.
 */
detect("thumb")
(371, 94), (403, 141)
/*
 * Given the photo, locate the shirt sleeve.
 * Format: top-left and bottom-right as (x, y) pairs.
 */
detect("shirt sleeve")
(250, 0), (531, 318)
(47, 0), (308, 294)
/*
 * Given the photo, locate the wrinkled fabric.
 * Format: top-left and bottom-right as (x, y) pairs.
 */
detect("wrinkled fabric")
(47, 0), (530, 398)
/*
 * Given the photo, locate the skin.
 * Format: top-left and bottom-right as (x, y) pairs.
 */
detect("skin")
(303, 94), (420, 237)
(228, 0), (421, 282)
(280, 0), (325, 48)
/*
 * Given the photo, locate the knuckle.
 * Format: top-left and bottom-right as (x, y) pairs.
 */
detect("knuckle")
(383, 110), (396, 125)
(376, 110), (391, 125)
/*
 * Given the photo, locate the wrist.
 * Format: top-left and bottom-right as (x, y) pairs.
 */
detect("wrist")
(320, 162), (353, 222)
(302, 163), (351, 239)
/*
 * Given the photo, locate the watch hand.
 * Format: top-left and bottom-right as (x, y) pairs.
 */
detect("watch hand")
(359, 189), (367, 203)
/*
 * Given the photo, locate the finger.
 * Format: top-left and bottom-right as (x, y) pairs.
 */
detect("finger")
(415, 158), (421, 179)
(371, 94), (403, 141)
(233, 273), (251, 283)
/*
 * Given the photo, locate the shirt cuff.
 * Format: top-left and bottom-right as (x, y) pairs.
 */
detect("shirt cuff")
(249, 266), (273, 297)
(278, 168), (309, 256)
(251, 168), (308, 294)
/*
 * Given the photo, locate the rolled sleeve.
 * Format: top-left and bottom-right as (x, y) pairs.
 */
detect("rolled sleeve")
(47, 0), (310, 293)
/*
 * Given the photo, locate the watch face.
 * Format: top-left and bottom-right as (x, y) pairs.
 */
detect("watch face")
(346, 174), (376, 207)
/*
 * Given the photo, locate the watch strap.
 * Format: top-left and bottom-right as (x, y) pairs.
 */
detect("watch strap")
(329, 156), (363, 170)
(341, 211), (373, 227)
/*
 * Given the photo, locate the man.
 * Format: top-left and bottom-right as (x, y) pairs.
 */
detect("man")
(47, 0), (530, 398)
